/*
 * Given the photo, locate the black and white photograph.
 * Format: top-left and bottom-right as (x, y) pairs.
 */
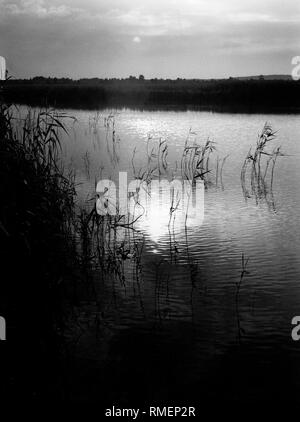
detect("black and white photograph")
(1, 0), (300, 414)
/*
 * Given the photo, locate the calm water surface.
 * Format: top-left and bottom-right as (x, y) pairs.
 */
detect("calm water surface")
(20, 107), (300, 404)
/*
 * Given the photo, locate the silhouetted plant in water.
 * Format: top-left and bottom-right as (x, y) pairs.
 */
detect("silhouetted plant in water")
(241, 123), (285, 210)
(157, 138), (168, 174)
(181, 131), (216, 187)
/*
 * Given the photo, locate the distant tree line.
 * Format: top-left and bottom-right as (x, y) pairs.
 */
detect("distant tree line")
(3, 77), (300, 113)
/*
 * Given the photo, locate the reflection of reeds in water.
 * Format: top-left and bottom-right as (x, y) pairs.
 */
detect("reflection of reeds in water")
(104, 113), (120, 166)
(77, 203), (145, 296)
(72, 115), (280, 331)
(235, 253), (250, 344)
(153, 260), (171, 324)
(236, 253), (250, 299)
(88, 111), (101, 135)
(88, 120), (221, 321)
(241, 123), (285, 210)
(82, 151), (91, 179)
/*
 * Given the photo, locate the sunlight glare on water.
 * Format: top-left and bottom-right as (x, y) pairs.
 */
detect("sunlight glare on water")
(15, 107), (300, 379)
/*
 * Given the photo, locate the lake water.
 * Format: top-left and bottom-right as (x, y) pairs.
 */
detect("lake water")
(19, 107), (300, 406)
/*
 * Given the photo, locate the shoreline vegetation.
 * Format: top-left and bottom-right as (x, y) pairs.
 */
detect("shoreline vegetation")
(0, 103), (87, 401)
(0, 94), (287, 404)
(4, 77), (300, 112)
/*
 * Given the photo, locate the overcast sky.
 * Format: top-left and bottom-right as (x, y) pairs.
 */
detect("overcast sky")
(0, 0), (300, 78)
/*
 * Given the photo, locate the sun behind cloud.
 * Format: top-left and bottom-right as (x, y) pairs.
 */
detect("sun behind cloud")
(133, 36), (141, 43)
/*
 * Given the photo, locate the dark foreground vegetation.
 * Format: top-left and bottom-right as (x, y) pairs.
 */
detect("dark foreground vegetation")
(4, 77), (300, 112)
(0, 102), (85, 402)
